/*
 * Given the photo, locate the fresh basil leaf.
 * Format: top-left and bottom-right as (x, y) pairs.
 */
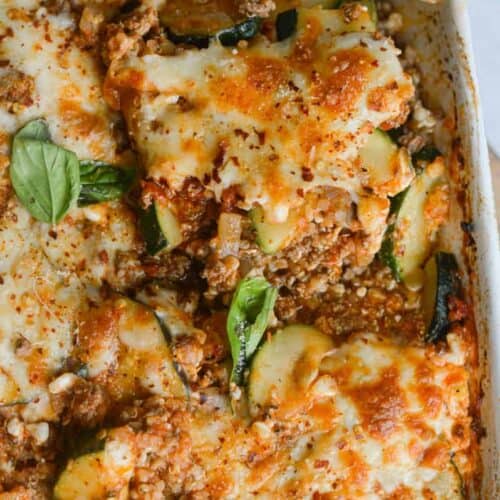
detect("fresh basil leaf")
(15, 118), (51, 142)
(227, 277), (277, 386)
(78, 160), (136, 206)
(10, 137), (80, 224)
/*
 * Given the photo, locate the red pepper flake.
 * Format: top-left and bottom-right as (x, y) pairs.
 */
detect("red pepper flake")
(301, 166), (314, 182)
(234, 128), (249, 140)
(314, 459), (329, 469)
(98, 250), (109, 264)
(256, 130), (266, 145)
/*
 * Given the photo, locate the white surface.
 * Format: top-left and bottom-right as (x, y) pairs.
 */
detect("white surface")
(469, 0), (500, 156)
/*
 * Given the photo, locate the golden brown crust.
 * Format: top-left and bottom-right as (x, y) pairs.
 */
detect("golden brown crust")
(0, 0), (481, 497)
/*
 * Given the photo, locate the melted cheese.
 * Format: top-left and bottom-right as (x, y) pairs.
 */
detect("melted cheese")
(0, 200), (140, 416)
(107, 18), (413, 221)
(0, 3), (123, 162)
(40, 201), (140, 289)
(0, 6), (140, 418)
(0, 202), (83, 418)
(128, 332), (469, 498)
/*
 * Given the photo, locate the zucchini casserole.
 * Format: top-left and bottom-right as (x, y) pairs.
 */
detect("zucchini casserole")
(0, 0), (481, 498)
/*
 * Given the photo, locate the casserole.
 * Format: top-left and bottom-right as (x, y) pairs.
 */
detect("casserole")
(0, 0), (497, 497)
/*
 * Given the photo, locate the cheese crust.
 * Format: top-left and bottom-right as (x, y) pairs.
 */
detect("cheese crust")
(0, 1), (479, 499)
(106, 15), (413, 221)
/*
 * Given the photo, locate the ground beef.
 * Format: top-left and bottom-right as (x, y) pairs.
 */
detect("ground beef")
(200, 187), (378, 301)
(0, 412), (58, 497)
(101, 6), (160, 64)
(114, 397), (196, 498)
(0, 69), (34, 111)
(51, 378), (110, 429)
(291, 261), (425, 341)
(202, 222), (374, 304)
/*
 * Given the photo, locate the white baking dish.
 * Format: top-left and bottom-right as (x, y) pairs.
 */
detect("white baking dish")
(393, 1), (500, 496)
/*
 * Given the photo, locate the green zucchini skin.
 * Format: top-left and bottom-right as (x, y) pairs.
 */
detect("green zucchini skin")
(276, 9), (298, 41)
(377, 185), (411, 278)
(413, 145), (442, 165)
(423, 252), (460, 343)
(139, 203), (167, 255)
(65, 430), (105, 459)
(153, 309), (192, 395)
(450, 458), (466, 499)
(379, 157), (446, 288)
(378, 223), (401, 279)
(139, 201), (183, 256)
(250, 205), (300, 254)
(167, 17), (261, 47)
(389, 185), (410, 215)
(218, 17), (262, 46)
(166, 29), (210, 48)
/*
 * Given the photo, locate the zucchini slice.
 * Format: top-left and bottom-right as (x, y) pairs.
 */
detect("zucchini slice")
(250, 205), (302, 254)
(379, 158), (447, 289)
(422, 252), (460, 343)
(160, 0), (262, 47)
(114, 297), (188, 400)
(54, 452), (111, 500)
(248, 325), (333, 416)
(139, 200), (183, 256)
(54, 431), (136, 500)
(359, 129), (414, 197)
(79, 297), (188, 401)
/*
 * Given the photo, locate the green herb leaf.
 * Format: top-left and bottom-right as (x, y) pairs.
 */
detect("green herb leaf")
(15, 118), (51, 142)
(10, 122), (80, 224)
(227, 277), (277, 386)
(78, 160), (136, 206)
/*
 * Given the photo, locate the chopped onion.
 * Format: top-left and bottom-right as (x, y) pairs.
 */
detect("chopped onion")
(218, 213), (242, 257)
